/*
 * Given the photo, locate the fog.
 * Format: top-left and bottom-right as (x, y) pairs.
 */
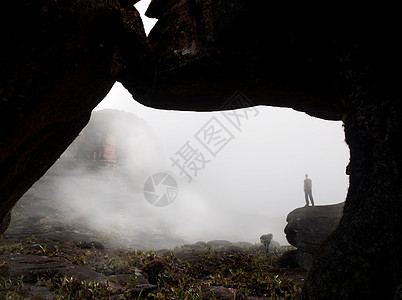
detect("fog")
(82, 83), (349, 247)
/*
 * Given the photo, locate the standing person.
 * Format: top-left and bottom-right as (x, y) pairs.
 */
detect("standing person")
(304, 174), (314, 206)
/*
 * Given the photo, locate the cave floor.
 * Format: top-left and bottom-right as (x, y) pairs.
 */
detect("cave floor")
(0, 228), (305, 299)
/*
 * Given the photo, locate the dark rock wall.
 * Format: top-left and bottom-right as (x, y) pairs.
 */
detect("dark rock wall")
(133, 1), (349, 119)
(302, 101), (402, 299)
(0, 0), (153, 222)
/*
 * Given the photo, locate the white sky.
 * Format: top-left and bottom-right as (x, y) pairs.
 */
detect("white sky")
(134, 0), (157, 35)
(92, 1), (350, 245)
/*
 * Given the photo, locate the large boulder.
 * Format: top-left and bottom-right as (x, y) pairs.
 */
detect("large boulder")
(285, 203), (344, 253)
(284, 203), (344, 270)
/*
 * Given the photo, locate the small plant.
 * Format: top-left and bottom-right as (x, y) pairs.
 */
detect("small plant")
(55, 276), (111, 299)
(38, 244), (47, 254)
(35, 276), (53, 289)
(26, 235), (35, 243)
(71, 255), (88, 265)
(109, 256), (125, 268)
(126, 276), (138, 288)
(53, 244), (60, 254)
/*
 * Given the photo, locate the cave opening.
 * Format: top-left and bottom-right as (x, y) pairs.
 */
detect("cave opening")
(5, 82), (350, 250)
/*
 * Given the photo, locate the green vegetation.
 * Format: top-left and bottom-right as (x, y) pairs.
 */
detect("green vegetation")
(0, 274), (28, 299)
(151, 249), (301, 299)
(54, 276), (112, 299)
(0, 237), (302, 299)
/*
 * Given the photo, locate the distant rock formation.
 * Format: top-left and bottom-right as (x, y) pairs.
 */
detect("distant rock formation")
(284, 203), (344, 269)
(206, 240), (234, 248)
(62, 109), (159, 165)
(1, 109), (163, 239)
(260, 233), (273, 254)
(181, 239), (280, 254)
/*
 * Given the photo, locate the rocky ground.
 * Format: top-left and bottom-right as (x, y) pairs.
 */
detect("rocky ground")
(0, 235), (304, 299)
(0, 190), (305, 299)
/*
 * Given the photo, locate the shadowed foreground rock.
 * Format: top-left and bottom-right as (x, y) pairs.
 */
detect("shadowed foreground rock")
(284, 204), (344, 269)
(0, 0), (153, 223)
(302, 103), (402, 299)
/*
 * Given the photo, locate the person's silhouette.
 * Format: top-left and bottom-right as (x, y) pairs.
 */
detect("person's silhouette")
(303, 174), (314, 206)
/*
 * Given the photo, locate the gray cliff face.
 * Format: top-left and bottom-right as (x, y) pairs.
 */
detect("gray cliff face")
(285, 203), (344, 254)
